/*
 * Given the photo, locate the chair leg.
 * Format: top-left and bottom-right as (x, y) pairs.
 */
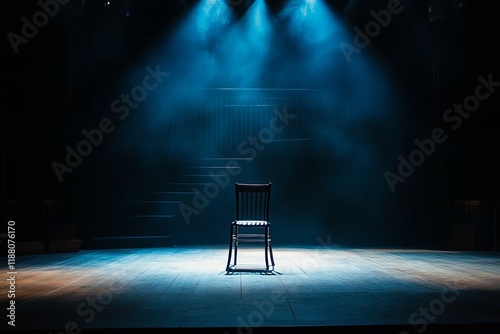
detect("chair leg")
(226, 225), (234, 271)
(233, 226), (238, 267)
(269, 238), (275, 267)
(264, 226), (270, 270)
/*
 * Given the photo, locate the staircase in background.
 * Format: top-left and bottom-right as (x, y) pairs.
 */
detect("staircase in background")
(86, 88), (340, 247)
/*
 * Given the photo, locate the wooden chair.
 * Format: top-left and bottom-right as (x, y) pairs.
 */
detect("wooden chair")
(494, 198), (499, 252)
(226, 182), (275, 272)
(43, 200), (81, 253)
(448, 200), (480, 250)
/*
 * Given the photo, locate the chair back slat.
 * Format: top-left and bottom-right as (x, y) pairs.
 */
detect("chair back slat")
(455, 200), (480, 225)
(235, 182), (271, 221)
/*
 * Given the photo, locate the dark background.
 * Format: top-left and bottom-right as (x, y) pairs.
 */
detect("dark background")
(1, 0), (499, 249)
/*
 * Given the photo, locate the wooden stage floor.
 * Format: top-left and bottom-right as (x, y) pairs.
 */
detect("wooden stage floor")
(2, 246), (500, 333)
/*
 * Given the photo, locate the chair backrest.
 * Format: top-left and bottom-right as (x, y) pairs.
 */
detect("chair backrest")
(235, 182), (271, 221)
(455, 200), (480, 225)
(43, 200), (67, 224)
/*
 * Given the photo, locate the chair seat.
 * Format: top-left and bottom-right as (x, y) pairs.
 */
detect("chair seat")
(233, 220), (269, 226)
(232, 233), (270, 241)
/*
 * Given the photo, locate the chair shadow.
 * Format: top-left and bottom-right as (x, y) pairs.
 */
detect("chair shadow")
(224, 268), (282, 275)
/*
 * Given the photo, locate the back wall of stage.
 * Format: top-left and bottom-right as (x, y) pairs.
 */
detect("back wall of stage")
(2, 0), (500, 249)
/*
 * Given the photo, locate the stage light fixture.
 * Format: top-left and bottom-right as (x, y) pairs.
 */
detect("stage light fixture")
(228, 0), (245, 7)
(226, 0), (256, 18)
(227, 0), (256, 7)
(264, 0), (288, 14)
